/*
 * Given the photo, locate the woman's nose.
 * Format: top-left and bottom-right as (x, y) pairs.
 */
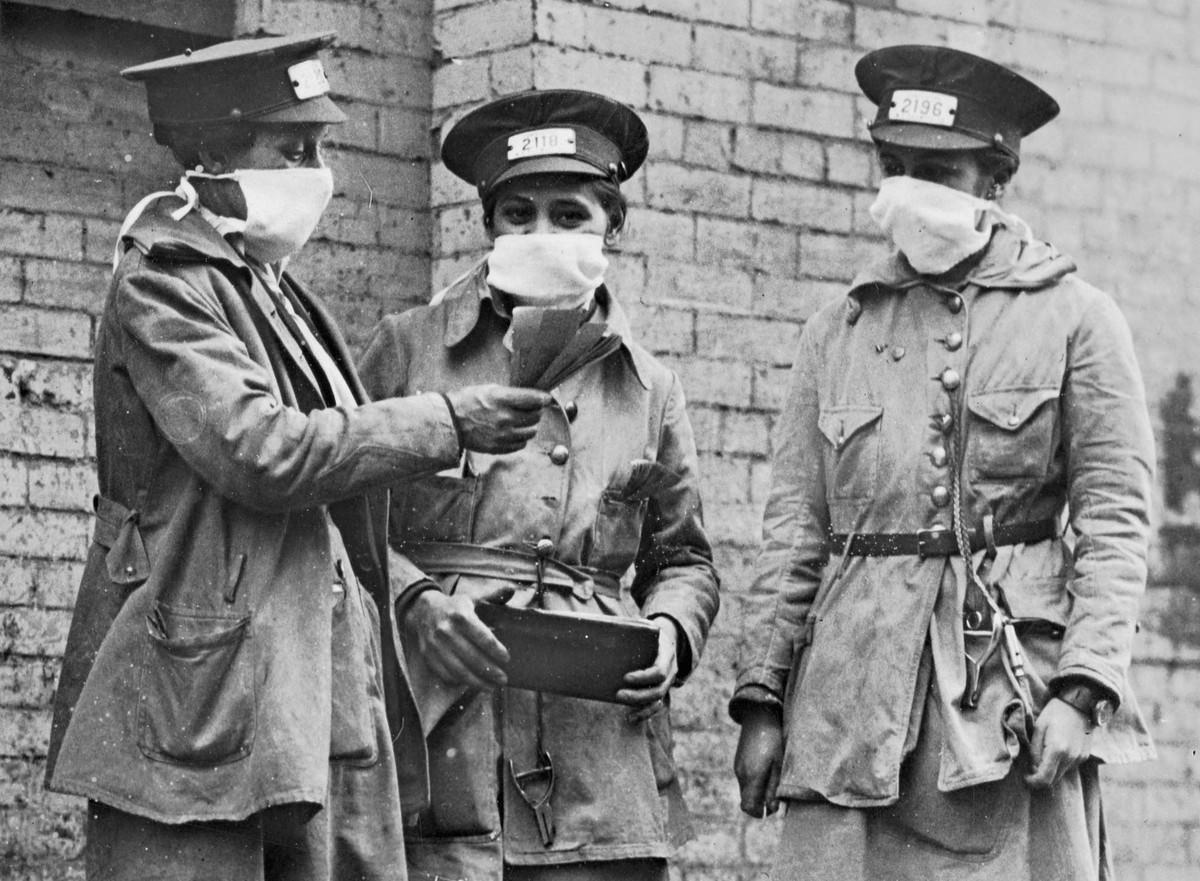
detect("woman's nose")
(302, 146), (326, 169)
(529, 212), (555, 234)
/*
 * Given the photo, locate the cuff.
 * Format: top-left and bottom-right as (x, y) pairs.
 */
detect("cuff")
(1049, 673), (1121, 711)
(648, 613), (691, 683)
(387, 545), (442, 619)
(437, 392), (465, 454)
(394, 578), (440, 622)
(728, 684), (783, 725)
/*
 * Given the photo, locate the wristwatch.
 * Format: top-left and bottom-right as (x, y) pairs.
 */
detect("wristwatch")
(1054, 681), (1116, 728)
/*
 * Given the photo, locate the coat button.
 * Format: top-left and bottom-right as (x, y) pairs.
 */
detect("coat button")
(890, 346), (906, 361)
(934, 413), (954, 434)
(930, 446), (948, 467)
(1007, 413), (1021, 427)
(940, 368), (961, 391)
(947, 295), (963, 313)
(124, 564), (135, 575)
(549, 444), (570, 465)
(564, 401), (579, 421)
(945, 332), (963, 351)
(931, 486), (951, 507)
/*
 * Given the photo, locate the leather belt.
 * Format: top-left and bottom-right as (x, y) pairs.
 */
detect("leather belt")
(402, 541), (621, 600)
(829, 518), (1058, 559)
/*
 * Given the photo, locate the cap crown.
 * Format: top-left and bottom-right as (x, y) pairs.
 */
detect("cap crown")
(856, 45), (1058, 158)
(122, 32), (346, 127)
(441, 89), (649, 196)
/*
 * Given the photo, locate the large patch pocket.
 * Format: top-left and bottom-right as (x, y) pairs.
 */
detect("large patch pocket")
(817, 405), (883, 500)
(137, 604), (254, 765)
(966, 387), (1059, 481)
(391, 474), (477, 544)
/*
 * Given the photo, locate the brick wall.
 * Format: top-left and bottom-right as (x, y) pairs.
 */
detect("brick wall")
(2, 0), (1199, 878)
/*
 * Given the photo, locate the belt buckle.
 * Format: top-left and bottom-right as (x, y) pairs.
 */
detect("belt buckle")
(915, 526), (948, 559)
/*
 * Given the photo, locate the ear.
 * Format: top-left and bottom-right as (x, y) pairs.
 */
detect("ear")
(197, 149), (229, 175)
(604, 229), (621, 248)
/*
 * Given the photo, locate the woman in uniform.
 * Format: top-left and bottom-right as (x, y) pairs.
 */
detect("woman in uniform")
(45, 33), (548, 881)
(732, 45), (1155, 881)
(358, 89), (720, 881)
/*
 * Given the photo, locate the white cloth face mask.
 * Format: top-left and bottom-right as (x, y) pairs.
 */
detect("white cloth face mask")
(485, 233), (608, 310)
(868, 175), (994, 275)
(177, 167), (334, 264)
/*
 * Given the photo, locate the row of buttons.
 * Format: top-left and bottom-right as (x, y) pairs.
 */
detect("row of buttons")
(548, 400), (579, 465)
(931, 309), (964, 511)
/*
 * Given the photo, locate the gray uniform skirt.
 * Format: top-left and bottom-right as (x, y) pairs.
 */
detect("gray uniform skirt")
(770, 680), (1110, 881)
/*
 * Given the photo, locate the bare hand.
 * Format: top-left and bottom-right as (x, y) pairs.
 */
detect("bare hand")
(403, 585), (513, 689)
(735, 706), (784, 818)
(445, 385), (551, 454)
(617, 617), (679, 723)
(1024, 697), (1094, 789)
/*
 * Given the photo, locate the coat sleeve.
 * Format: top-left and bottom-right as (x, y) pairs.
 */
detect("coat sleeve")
(729, 323), (829, 722)
(631, 373), (720, 682)
(114, 255), (460, 513)
(356, 314), (443, 604)
(1056, 285), (1155, 704)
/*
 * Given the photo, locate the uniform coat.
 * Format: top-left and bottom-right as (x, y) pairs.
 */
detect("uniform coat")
(358, 262), (720, 881)
(732, 224), (1154, 872)
(46, 198), (457, 824)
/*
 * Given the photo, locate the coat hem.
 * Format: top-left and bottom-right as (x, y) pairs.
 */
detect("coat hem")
(775, 783), (898, 809)
(46, 776), (325, 826)
(503, 842), (672, 865)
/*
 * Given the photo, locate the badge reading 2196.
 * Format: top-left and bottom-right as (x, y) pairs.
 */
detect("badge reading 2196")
(889, 89), (957, 127)
(507, 127), (577, 160)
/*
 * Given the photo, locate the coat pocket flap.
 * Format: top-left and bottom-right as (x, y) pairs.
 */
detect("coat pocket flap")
(967, 387), (1058, 432)
(817, 405), (883, 449)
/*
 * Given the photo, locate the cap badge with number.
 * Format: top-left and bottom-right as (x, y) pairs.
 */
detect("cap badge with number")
(855, 44), (1059, 160)
(441, 89), (649, 197)
(121, 31), (347, 128)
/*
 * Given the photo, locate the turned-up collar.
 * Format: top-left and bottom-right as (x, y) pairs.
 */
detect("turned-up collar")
(119, 194), (252, 272)
(440, 257), (652, 389)
(844, 224), (1078, 320)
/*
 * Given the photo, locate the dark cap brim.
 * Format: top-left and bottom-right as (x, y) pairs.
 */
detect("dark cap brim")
(488, 156), (608, 191)
(869, 121), (996, 152)
(251, 94), (347, 125)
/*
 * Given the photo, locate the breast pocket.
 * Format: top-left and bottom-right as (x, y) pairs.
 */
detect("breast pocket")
(587, 494), (648, 573)
(967, 388), (1059, 481)
(391, 475), (477, 544)
(817, 405), (883, 500)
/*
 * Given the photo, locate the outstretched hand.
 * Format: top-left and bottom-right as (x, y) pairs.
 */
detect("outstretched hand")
(445, 385), (551, 454)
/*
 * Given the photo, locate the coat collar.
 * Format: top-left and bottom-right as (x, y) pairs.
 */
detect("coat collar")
(846, 223), (1078, 315)
(122, 195), (249, 269)
(439, 258), (652, 389)
(122, 197), (335, 400)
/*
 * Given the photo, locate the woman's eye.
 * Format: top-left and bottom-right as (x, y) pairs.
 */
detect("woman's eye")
(880, 162), (903, 177)
(500, 205), (534, 225)
(555, 210), (586, 227)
